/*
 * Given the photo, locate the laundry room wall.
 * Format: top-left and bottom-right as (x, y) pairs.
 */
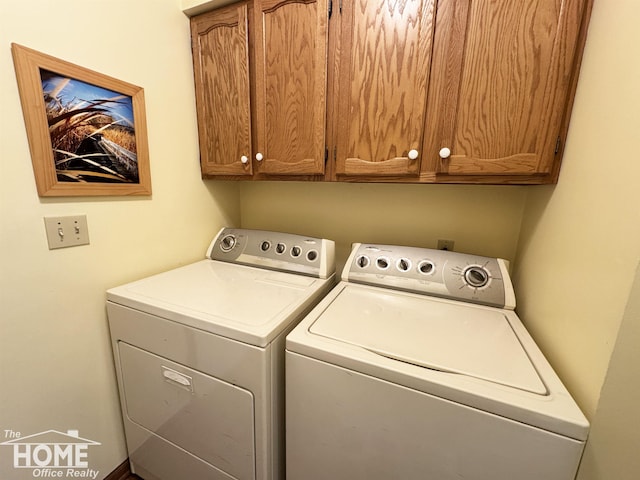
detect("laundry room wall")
(2, 0), (639, 478)
(0, 0), (240, 477)
(512, 1), (640, 477)
(239, 182), (527, 270)
(576, 261), (640, 480)
(513, 0), (640, 420)
(237, 0), (640, 477)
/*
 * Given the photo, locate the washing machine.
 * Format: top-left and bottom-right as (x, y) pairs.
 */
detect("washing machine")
(286, 243), (590, 480)
(107, 227), (335, 480)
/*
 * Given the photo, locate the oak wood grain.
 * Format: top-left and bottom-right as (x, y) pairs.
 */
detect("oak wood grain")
(191, 3), (252, 176)
(190, 0), (593, 185)
(423, 0), (589, 178)
(335, 0), (436, 177)
(253, 0), (328, 175)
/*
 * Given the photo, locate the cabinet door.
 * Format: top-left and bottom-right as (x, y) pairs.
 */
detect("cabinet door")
(424, 0), (589, 181)
(334, 0), (437, 178)
(191, 4), (252, 176)
(253, 0), (328, 175)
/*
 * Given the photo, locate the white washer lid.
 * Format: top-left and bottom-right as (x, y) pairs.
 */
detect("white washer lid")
(309, 285), (546, 394)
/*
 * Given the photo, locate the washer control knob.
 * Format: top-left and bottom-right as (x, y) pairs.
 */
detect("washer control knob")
(463, 266), (490, 288)
(220, 234), (236, 252)
(397, 258), (411, 272)
(408, 149), (419, 160)
(418, 260), (435, 275)
(376, 257), (390, 270)
(439, 147), (451, 159)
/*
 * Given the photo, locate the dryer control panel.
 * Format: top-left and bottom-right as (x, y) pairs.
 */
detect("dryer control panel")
(207, 228), (335, 279)
(343, 243), (515, 309)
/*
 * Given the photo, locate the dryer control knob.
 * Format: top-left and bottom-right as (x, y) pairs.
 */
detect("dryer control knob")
(220, 234), (236, 252)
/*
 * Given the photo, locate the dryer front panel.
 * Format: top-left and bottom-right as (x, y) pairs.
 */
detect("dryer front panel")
(118, 342), (256, 480)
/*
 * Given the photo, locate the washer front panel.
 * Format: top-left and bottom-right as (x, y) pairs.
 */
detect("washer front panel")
(286, 282), (590, 441)
(286, 352), (585, 480)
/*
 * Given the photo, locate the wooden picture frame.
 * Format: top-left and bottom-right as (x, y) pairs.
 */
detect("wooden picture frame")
(11, 43), (152, 196)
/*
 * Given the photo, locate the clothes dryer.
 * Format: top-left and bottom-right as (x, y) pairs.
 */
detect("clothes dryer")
(286, 243), (589, 480)
(107, 228), (335, 480)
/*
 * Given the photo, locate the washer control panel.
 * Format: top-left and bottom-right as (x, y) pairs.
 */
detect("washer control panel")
(207, 228), (335, 279)
(343, 243), (515, 309)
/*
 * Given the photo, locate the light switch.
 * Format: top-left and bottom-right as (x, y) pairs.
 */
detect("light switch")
(44, 215), (90, 250)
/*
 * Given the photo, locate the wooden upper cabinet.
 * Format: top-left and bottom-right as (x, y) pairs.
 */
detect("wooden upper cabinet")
(191, 3), (252, 176)
(190, 0), (592, 183)
(334, 0), (437, 178)
(253, 0), (329, 176)
(423, 0), (592, 182)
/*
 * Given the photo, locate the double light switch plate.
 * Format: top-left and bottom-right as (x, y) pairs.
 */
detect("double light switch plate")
(44, 215), (90, 250)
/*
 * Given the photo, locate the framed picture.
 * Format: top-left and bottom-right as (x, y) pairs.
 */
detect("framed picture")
(11, 43), (151, 196)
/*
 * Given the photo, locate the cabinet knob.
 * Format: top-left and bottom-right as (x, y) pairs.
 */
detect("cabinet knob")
(408, 149), (419, 160)
(240, 155), (249, 164)
(439, 147), (451, 159)
(255, 153), (264, 162)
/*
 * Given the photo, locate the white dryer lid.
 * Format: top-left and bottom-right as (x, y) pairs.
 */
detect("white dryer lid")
(107, 260), (332, 347)
(309, 285), (547, 394)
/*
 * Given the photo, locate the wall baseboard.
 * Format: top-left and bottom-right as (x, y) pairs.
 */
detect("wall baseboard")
(105, 459), (131, 480)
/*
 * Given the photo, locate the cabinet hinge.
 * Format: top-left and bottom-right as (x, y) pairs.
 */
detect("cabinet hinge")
(333, 147), (337, 162)
(555, 136), (562, 154)
(329, 0), (341, 18)
(325, 147), (328, 165)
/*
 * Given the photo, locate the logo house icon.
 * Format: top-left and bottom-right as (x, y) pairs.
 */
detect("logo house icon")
(0, 430), (101, 468)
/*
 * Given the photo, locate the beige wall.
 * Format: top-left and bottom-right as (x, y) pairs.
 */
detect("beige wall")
(577, 262), (640, 480)
(3, 0), (640, 479)
(240, 182), (527, 271)
(237, 0), (640, 423)
(239, 1), (640, 477)
(513, 1), (640, 477)
(0, 0), (239, 477)
(513, 0), (640, 420)
(182, 0), (238, 16)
